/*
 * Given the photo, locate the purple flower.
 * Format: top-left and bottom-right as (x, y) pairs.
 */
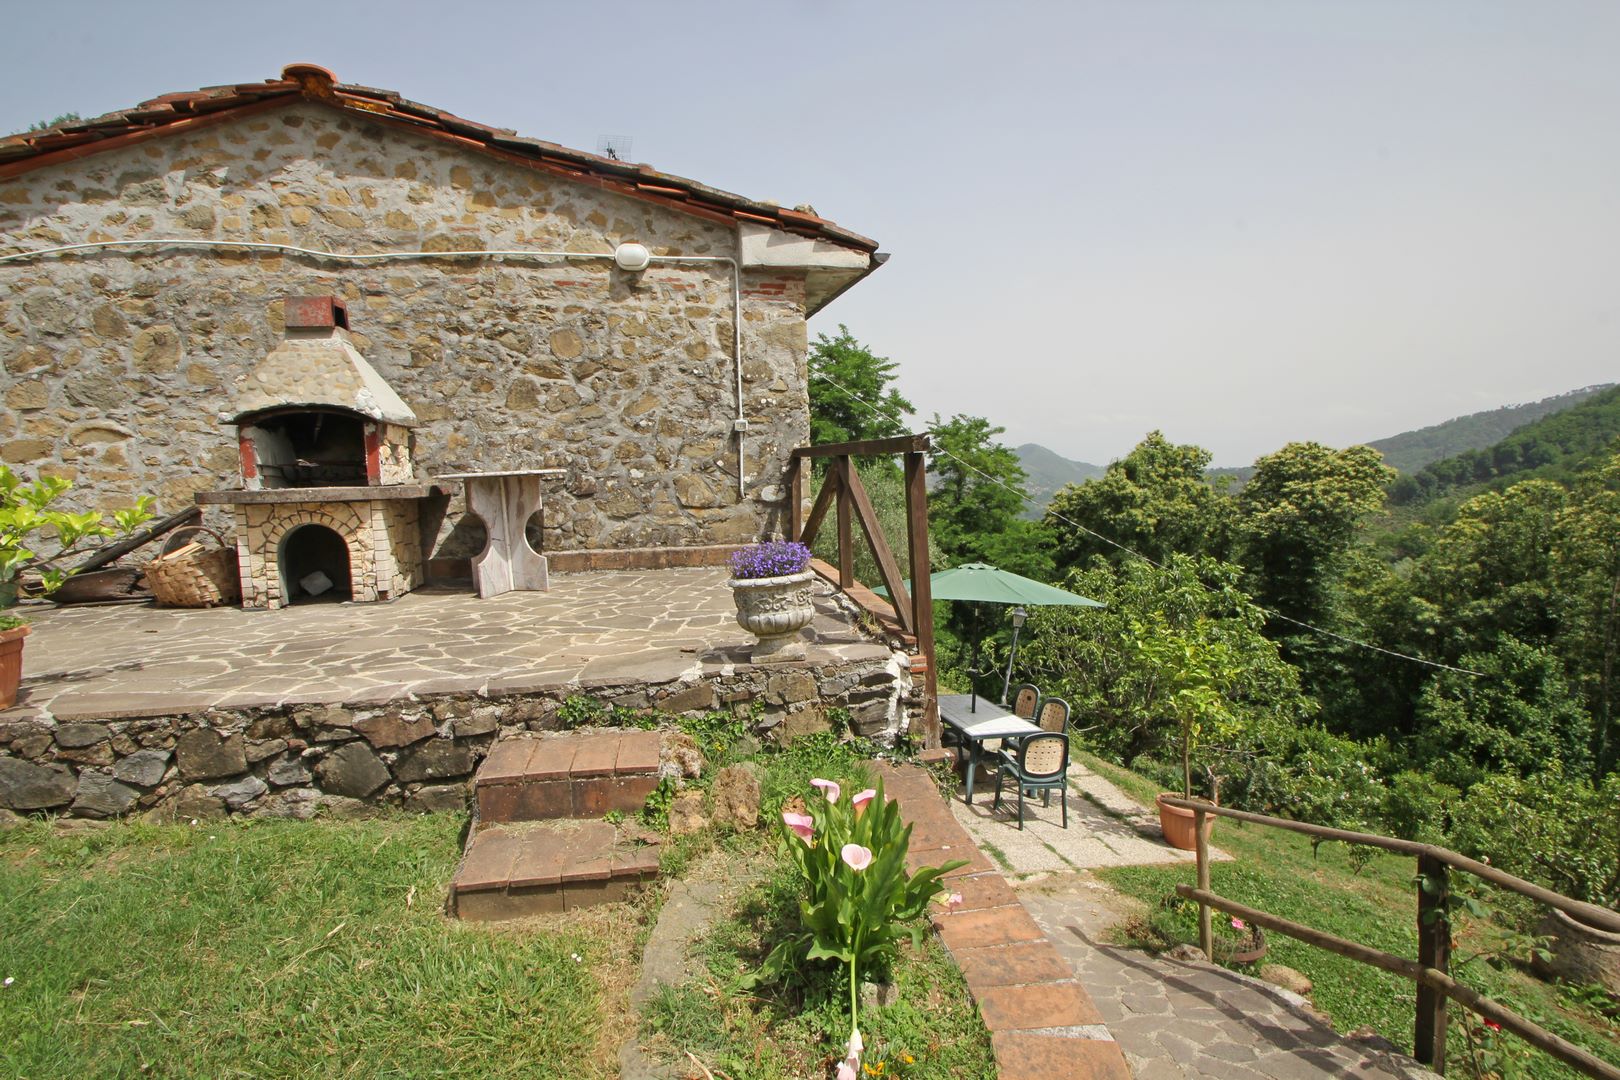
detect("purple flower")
(727, 540), (812, 580)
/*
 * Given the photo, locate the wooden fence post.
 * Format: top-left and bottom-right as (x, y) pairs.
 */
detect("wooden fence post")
(1416, 853), (1451, 1072)
(786, 454), (803, 543)
(1196, 808), (1213, 960)
(835, 456), (854, 589)
(903, 447), (939, 748)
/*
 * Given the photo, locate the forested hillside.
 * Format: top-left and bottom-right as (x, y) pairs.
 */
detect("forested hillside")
(810, 329), (1620, 945)
(1014, 443), (1103, 514)
(1389, 384), (1620, 505)
(1369, 384), (1613, 474)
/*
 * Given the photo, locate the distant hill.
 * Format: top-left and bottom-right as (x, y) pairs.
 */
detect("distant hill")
(1368, 384), (1613, 474)
(1015, 443), (1104, 515)
(1389, 384), (1620, 506)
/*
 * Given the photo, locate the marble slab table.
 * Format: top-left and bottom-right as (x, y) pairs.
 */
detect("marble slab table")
(439, 469), (566, 598)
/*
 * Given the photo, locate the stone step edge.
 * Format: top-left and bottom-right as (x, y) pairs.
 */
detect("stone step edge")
(475, 730), (663, 788)
(450, 821), (661, 895)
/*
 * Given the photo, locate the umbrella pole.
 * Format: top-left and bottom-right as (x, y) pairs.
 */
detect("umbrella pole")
(1000, 614), (1025, 706)
(968, 603), (981, 713)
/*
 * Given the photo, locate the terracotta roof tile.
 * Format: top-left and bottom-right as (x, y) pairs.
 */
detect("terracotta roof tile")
(0, 65), (877, 252)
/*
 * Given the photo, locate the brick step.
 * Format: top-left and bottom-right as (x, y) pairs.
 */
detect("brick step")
(475, 730), (661, 824)
(451, 819), (660, 921)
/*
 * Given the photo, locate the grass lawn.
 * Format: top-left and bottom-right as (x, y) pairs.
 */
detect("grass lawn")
(641, 831), (996, 1080)
(0, 812), (645, 1079)
(1079, 752), (1620, 1080)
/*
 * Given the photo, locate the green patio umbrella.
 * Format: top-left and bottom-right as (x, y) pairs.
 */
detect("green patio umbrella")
(880, 563), (1103, 708)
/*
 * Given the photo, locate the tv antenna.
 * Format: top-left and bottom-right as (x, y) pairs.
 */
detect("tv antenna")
(597, 135), (634, 162)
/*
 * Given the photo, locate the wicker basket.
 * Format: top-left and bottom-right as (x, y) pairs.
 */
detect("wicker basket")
(145, 527), (241, 608)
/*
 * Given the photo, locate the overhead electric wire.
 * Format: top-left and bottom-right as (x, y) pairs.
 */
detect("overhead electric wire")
(811, 369), (1487, 678)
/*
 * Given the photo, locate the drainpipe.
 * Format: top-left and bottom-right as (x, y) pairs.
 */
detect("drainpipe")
(0, 237), (751, 498)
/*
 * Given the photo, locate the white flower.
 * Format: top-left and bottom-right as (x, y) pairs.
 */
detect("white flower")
(3, 977), (13, 988)
(571, 953), (582, 963)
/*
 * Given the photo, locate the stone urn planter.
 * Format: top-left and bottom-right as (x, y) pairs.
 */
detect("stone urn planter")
(727, 540), (816, 664)
(1533, 906), (1620, 995)
(0, 621), (29, 710)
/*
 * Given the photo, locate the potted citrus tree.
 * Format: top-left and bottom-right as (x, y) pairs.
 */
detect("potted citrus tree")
(0, 466), (153, 707)
(726, 539), (816, 663)
(1135, 615), (1240, 850)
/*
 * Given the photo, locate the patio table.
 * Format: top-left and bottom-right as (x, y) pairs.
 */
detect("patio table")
(938, 693), (1041, 805)
(438, 469), (566, 598)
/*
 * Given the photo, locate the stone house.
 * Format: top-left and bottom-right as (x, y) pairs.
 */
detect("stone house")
(0, 64), (883, 590)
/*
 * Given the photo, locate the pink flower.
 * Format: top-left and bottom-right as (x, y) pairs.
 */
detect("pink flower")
(782, 812), (814, 842)
(841, 843), (873, 872)
(1230, 918), (1246, 931)
(835, 1058), (858, 1080)
(811, 778), (841, 804)
(947, 892), (964, 910)
(851, 788), (877, 818)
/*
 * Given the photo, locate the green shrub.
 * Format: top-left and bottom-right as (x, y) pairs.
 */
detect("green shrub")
(1445, 771), (1620, 908)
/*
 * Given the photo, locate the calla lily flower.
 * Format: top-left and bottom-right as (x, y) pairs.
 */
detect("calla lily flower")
(811, 777), (841, 804)
(782, 812), (814, 842)
(851, 789), (877, 818)
(835, 1059), (858, 1080)
(841, 843), (873, 872)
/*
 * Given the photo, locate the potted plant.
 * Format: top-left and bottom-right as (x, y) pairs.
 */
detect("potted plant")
(726, 539), (815, 663)
(0, 466), (153, 707)
(1135, 615), (1240, 850)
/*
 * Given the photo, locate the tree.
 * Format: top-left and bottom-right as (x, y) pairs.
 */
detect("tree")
(1015, 555), (1314, 768)
(1553, 454), (1620, 773)
(925, 414), (1049, 579)
(1043, 431), (1237, 571)
(807, 326), (914, 449)
(1238, 442), (1393, 627)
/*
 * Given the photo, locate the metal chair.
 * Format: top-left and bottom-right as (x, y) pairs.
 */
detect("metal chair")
(992, 731), (1069, 829)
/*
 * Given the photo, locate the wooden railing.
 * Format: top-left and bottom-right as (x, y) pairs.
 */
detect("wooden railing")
(784, 436), (938, 746)
(1161, 795), (1620, 1080)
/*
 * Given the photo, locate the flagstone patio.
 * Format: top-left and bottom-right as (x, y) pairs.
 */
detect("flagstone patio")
(5, 567), (892, 722)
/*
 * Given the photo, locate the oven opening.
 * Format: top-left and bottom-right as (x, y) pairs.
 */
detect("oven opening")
(243, 409), (367, 488)
(279, 524), (354, 605)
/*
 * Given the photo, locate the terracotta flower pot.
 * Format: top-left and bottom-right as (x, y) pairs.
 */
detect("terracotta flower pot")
(0, 623), (29, 710)
(1156, 793), (1216, 851)
(729, 570), (815, 663)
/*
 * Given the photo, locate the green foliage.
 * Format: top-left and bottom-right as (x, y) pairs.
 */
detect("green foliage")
(807, 325), (915, 451)
(645, 836), (995, 1079)
(0, 466), (154, 603)
(22, 112), (81, 133)
(1045, 431), (1236, 570)
(640, 775), (678, 831)
(1390, 385), (1620, 506)
(1239, 441), (1393, 627)
(1379, 770), (1459, 842)
(749, 780), (964, 1053)
(1371, 384), (1614, 476)
(1414, 639), (1591, 789)
(556, 694), (607, 729)
(1446, 771), (1620, 908)
(926, 414), (1047, 577)
(1016, 555), (1314, 769)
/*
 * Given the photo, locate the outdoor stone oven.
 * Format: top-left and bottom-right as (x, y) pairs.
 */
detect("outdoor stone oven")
(197, 296), (447, 609)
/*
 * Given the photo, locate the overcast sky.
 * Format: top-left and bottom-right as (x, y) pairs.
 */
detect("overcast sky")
(6, 1), (1618, 466)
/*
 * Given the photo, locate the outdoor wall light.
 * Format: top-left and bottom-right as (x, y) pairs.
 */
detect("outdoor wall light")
(1001, 607), (1030, 705)
(1011, 606), (1028, 629)
(613, 242), (652, 272)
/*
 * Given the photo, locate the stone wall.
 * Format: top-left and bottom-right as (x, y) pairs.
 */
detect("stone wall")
(0, 102), (814, 557)
(0, 653), (912, 820)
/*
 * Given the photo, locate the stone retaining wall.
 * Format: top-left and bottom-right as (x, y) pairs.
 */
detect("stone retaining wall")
(0, 653), (911, 821)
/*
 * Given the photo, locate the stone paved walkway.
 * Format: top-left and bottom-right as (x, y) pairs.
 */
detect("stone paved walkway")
(5, 568), (889, 720)
(1022, 878), (1434, 1080)
(947, 759), (1217, 874)
(935, 757), (1433, 1078)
